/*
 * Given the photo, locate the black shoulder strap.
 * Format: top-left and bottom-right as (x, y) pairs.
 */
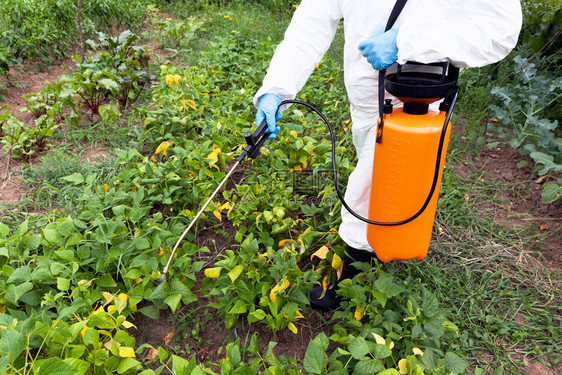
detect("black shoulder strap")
(377, 0), (408, 143)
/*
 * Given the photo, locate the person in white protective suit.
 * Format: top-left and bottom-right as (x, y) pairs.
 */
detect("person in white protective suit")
(254, 0), (522, 309)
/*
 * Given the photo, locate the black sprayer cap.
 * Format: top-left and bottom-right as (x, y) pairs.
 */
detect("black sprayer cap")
(385, 62), (459, 115)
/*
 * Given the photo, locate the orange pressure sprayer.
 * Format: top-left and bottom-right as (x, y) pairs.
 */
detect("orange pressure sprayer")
(367, 62), (460, 262)
(279, 62), (460, 264)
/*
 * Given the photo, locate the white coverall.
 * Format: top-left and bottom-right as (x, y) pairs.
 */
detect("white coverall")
(254, 0), (522, 251)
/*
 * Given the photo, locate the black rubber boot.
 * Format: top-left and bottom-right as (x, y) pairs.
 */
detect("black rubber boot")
(309, 246), (379, 310)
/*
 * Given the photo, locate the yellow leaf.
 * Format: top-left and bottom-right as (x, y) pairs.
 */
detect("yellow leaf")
(354, 306), (364, 321)
(101, 292), (113, 304)
(398, 358), (408, 374)
(389, 341), (394, 350)
(257, 252), (268, 259)
(288, 322), (298, 334)
(336, 259), (344, 280)
(206, 147), (221, 170)
(278, 239), (293, 248)
(310, 245), (329, 261)
(122, 320), (136, 329)
(331, 253), (342, 270)
(119, 346), (136, 358)
(296, 309), (304, 319)
(270, 277), (290, 303)
(158, 247), (165, 256)
(135, 277), (143, 283)
(93, 306), (104, 315)
(412, 347), (424, 356)
(219, 202), (232, 211)
(535, 175), (548, 184)
(204, 267), (222, 278)
(118, 293), (128, 303)
(154, 141), (173, 156)
(213, 209), (222, 222)
(103, 183), (109, 192)
(107, 305), (116, 313)
(289, 130), (298, 138)
(372, 333), (386, 345)
(228, 265), (244, 282)
(80, 326), (88, 338)
(322, 276), (330, 294)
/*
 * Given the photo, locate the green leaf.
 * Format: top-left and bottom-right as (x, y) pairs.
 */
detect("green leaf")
(228, 300), (247, 315)
(139, 305), (160, 319)
(27, 234), (41, 250)
(0, 329), (25, 363)
(37, 357), (78, 375)
(62, 172), (85, 184)
(354, 359), (385, 375)
(0, 222), (9, 237)
(63, 358), (89, 375)
(117, 358), (141, 374)
(376, 370), (400, 375)
(348, 336), (369, 359)
(303, 340), (328, 375)
(371, 344), (392, 359)
(7, 266), (31, 284)
(248, 309), (266, 322)
(421, 348), (437, 368)
(99, 78), (119, 90)
(55, 250), (74, 262)
(57, 277), (70, 291)
(541, 182), (561, 203)
(164, 294), (182, 313)
(172, 355), (192, 374)
(444, 352), (469, 373)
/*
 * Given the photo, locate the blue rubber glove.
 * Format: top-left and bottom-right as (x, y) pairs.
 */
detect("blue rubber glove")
(256, 93), (282, 139)
(358, 28), (399, 70)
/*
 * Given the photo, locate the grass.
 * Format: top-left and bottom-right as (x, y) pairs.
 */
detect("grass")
(18, 147), (119, 215)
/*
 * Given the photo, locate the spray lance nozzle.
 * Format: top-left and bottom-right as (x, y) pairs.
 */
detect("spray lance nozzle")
(238, 119), (272, 161)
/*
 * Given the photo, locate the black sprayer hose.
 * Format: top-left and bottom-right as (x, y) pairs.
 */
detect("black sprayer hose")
(279, 87), (459, 226)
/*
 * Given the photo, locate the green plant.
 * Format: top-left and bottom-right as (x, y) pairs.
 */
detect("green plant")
(489, 56), (562, 202)
(204, 234), (317, 333)
(0, 0), (147, 64)
(61, 30), (150, 116)
(1, 113), (59, 160)
(152, 17), (205, 50)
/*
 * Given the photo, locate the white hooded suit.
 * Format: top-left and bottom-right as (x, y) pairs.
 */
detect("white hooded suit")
(254, 0), (522, 251)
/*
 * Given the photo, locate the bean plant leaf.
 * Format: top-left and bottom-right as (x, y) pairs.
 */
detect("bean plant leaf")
(354, 359), (385, 375)
(36, 357), (78, 375)
(303, 340), (328, 375)
(421, 348), (438, 368)
(62, 172), (85, 184)
(444, 352), (469, 373)
(348, 336), (369, 359)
